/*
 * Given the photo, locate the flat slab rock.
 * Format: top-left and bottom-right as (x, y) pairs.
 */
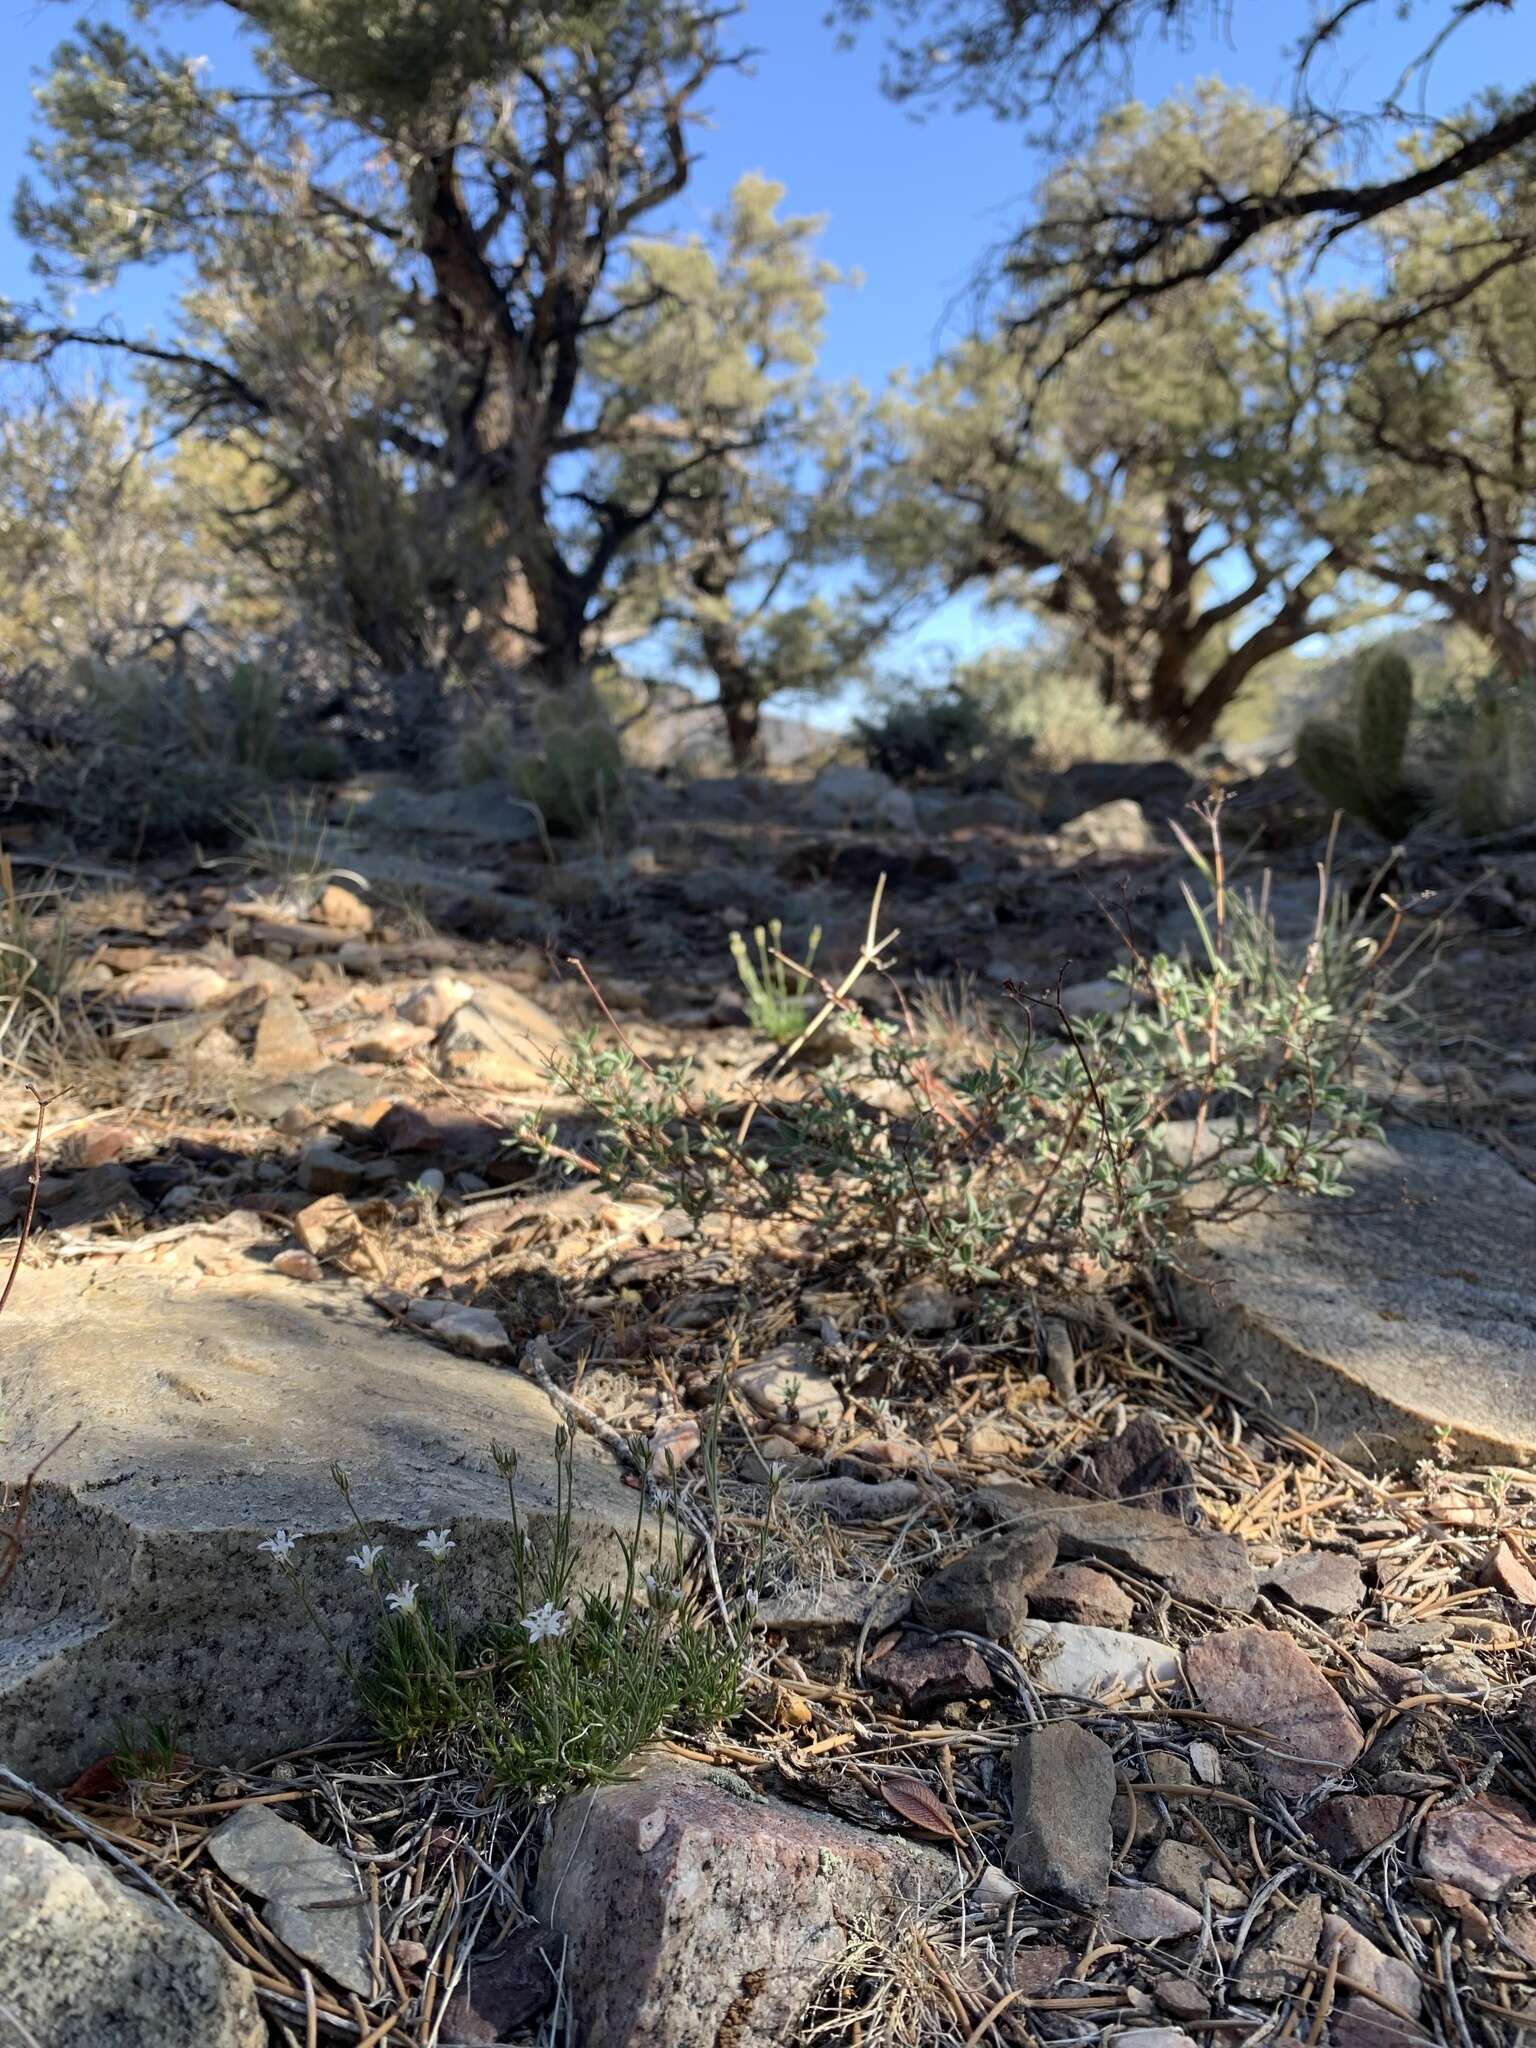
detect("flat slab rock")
(1186, 1626), (1363, 1797)
(0, 1265), (649, 1783)
(1016, 1619), (1180, 1699)
(207, 1806), (372, 1996)
(977, 1482), (1255, 1613)
(1170, 1125), (1536, 1464)
(532, 1753), (949, 2048)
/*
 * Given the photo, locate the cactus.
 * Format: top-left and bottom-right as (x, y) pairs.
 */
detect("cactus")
(1454, 695), (1522, 837)
(1295, 650), (1425, 838)
(514, 688), (624, 838)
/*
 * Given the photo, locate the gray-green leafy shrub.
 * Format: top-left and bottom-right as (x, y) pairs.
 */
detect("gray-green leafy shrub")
(448, 691), (624, 839)
(1452, 692), (1528, 837)
(23, 658), (343, 855)
(524, 834), (1391, 1284)
(0, 849), (78, 1074)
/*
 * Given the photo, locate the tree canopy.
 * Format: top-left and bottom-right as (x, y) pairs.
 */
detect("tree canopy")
(9, 1), (760, 692)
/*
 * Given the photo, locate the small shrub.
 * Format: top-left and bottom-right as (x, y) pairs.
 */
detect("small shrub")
(729, 919), (822, 1044)
(526, 816), (1392, 1285)
(856, 687), (998, 785)
(112, 1716), (183, 1787)
(1434, 685), (1534, 838)
(261, 1430), (750, 1800)
(15, 655), (348, 857)
(0, 849), (78, 1074)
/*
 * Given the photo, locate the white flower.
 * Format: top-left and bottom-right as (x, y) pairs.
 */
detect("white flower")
(259, 1530), (296, 1562)
(644, 1572), (678, 1610)
(386, 1581), (420, 1617)
(418, 1528), (455, 1561)
(521, 1600), (567, 1644)
(347, 1544), (385, 1576)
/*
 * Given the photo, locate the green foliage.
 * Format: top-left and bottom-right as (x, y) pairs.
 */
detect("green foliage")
(861, 90), (1353, 747)
(1458, 696), (1531, 839)
(0, 850), (78, 1076)
(514, 692), (626, 839)
(856, 686), (998, 784)
(21, 656), (347, 856)
(112, 1716), (183, 1786)
(1295, 651), (1426, 839)
(729, 919), (822, 1043)
(601, 178), (877, 758)
(10, 4), (761, 698)
(528, 831), (1389, 1284)
(0, 389), (202, 673)
(956, 645), (1165, 772)
(446, 693), (624, 838)
(264, 1433), (751, 1802)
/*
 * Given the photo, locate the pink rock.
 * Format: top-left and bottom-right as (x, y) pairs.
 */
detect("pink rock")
(1479, 1539), (1536, 1607)
(1308, 1794), (1411, 1863)
(867, 1633), (993, 1716)
(532, 1754), (948, 2048)
(349, 1019), (433, 1064)
(271, 1249), (323, 1283)
(1322, 1914), (1424, 2048)
(647, 1414), (701, 1477)
(1184, 1626), (1362, 1796)
(1029, 1563), (1135, 1630)
(314, 883), (373, 934)
(116, 963), (232, 1013)
(398, 974), (474, 1029)
(1420, 1793), (1536, 1901)
(1106, 1882), (1203, 1941)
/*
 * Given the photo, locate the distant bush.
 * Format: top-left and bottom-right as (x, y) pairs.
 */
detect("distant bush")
(11, 655), (346, 856)
(987, 664), (1164, 774)
(856, 685), (999, 785)
(858, 654), (1166, 787)
(445, 686), (625, 838)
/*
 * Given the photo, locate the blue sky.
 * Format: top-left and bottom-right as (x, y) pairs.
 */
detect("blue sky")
(0, 0), (1511, 699)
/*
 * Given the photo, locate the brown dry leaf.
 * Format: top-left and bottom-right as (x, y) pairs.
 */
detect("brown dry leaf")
(773, 1685), (813, 1730)
(880, 1772), (962, 1843)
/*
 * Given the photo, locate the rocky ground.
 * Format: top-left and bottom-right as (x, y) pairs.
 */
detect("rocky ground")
(2, 754), (1535, 2048)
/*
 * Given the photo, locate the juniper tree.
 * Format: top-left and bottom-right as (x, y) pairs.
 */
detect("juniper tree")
(6, 1), (759, 695)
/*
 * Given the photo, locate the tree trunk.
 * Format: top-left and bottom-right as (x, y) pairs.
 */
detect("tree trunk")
(700, 618), (766, 769)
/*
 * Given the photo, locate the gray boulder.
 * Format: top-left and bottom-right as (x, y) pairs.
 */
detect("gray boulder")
(1058, 798), (1159, 855)
(0, 1265), (650, 1782)
(806, 763), (918, 834)
(353, 781), (544, 846)
(0, 1817), (263, 2048)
